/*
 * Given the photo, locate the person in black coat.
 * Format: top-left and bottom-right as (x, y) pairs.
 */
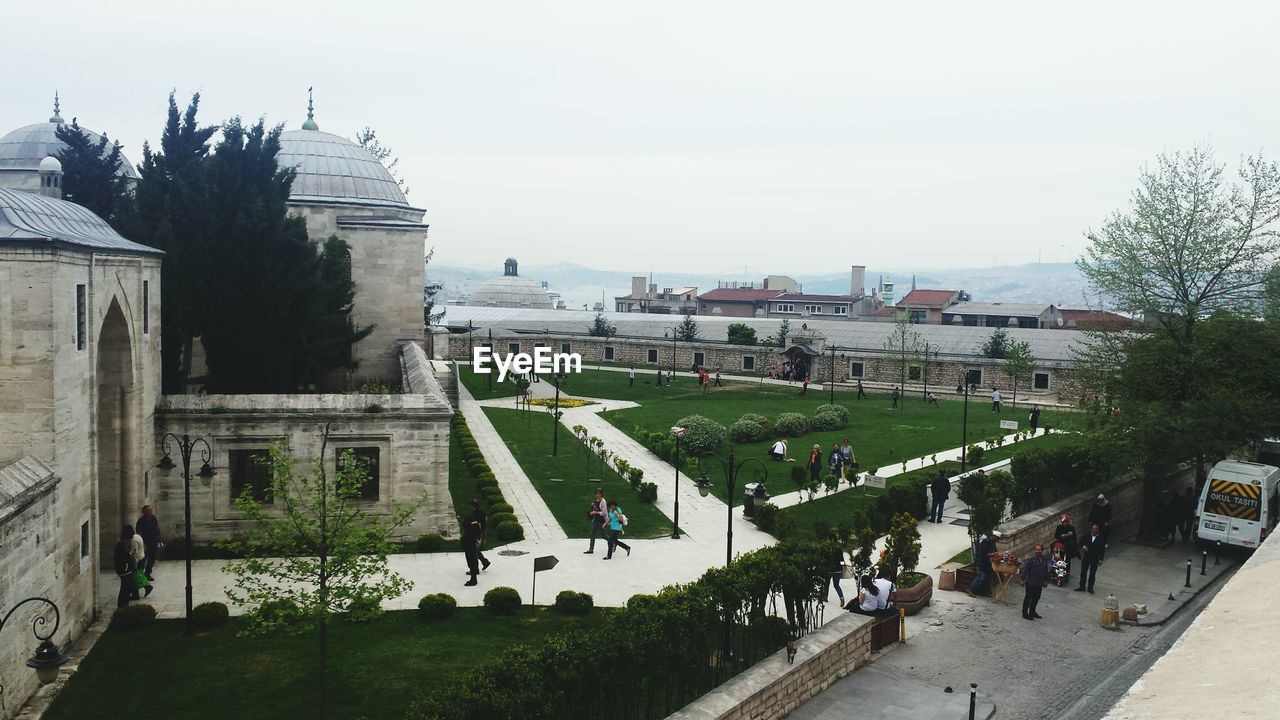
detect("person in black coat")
(929, 471), (950, 524)
(114, 525), (137, 608)
(466, 499), (491, 571)
(462, 510), (482, 587)
(1178, 486), (1198, 544)
(1053, 514), (1079, 577)
(135, 504), (162, 580)
(1087, 494), (1112, 537)
(1075, 522), (1106, 593)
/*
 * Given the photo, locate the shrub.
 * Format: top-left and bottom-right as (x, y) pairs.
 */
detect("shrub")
(416, 533), (449, 552)
(810, 411), (845, 432)
(554, 590), (594, 615)
(774, 413), (809, 437)
(626, 467), (645, 490)
(750, 615), (791, 648)
(813, 518), (832, 540)
(822, 473), (841, 495)
(481, 486), (505, 503)
(888, 483), (925, 519)
(773, 512), (797, 539)
(966, 444), (985, 468)
(741, 413), (772, 434)
(190, 601), (230, 631)
(465, 450), (486, 465)
(882, 513), (923, 578)
(753, 502), (779, 532)
(790, 465), (806, 490)
(488, 502), (514, 515)
(813, 404), (850, 424)
(346, 595), (382, 622)
(495, 521), (525, 542)
(638, 481), (658, 504)
(257, 598), (303, 626)
(484, 586), (522, 615)
(729, 419), (766, 443)
(674, 415), (727, 456)
(418, 593), (457, 619)
(488, 512), (518, 528)
(111, 604), (157, 631)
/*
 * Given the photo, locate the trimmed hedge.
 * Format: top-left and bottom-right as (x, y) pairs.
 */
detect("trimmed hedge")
(258, 598), (303, 626)
(674, 415), (727, 456)
(554, 590), (594, 615)
(488, 512), (518, 528)
(730, 419), (767, 443)
(190, 602), (229, 631)
(774, 413), (809, 437)
(111, 604), (157, 631)
(483, 586), (522, 615)
(416, 533), (449, 552)
(810, 411), (845, 432)
(489, 502), (514, 515)
(452, 412), (526, 545)
(740, 413), (772, 434)
(495, 521), (525, 542)
(813, 404), (850, 424)
(638, 481), (658, 504)
(418, 593), (457, 619)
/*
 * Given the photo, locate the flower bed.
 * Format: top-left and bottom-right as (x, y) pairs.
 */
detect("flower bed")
(527, 398), (596, 408)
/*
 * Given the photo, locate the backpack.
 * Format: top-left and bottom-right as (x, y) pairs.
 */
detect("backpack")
(617, 509), (628, 527)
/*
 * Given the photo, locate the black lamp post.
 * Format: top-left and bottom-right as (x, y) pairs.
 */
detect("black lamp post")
(828, 344), (837, 405)
(664, 328), (678, 384)
(959, 372), (971, 472)
(157, 432), (215, 636)
(671, 426), (687, 539)
(696, 448), (768, 566)
(0, 597), (69, 692)
(551, 373), (562, 457)
(487, 328), (493, 393)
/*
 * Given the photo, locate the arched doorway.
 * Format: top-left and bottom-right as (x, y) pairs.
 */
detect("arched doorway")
(96, 298), (136, 568)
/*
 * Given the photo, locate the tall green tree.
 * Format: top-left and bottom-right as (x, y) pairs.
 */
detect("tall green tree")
(675, 315), (700, 341)
(726, 323), (757, 346)
(587, 312), (617, 337)
(225, 428), (419, 720)
(1002, 340), (1035, 409)
(980, 327), (1009, 359)
(55, 119), (130, 225)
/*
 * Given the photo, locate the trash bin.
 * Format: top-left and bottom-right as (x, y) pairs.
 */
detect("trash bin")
(743, 483), (770, 518)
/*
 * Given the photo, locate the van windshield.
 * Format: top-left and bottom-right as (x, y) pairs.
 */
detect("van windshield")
(1205, 477), (1263, 522)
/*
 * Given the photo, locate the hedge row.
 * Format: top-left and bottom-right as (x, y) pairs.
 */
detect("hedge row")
(449, 413), (526, 544)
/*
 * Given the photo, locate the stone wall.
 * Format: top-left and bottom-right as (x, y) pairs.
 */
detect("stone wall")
(666, 612), (882, 720)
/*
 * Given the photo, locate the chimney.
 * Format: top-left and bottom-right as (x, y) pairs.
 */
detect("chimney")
(850, 265), (865, 297)
(631, 276), (646, 298)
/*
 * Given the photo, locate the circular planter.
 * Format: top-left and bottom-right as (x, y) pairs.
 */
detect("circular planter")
(894, 572), (933, 615)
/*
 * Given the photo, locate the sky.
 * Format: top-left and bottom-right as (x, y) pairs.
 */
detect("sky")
(3, 0), (1278, 275)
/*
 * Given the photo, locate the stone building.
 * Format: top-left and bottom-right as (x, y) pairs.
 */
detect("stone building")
(614, 276), (698, 314)
(467, 257), (555, 309)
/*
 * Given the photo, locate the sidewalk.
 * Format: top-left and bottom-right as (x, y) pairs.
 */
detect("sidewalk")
(788, 664), (995, 720)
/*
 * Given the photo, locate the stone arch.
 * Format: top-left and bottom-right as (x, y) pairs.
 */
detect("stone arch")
(95, 296), (138, 568)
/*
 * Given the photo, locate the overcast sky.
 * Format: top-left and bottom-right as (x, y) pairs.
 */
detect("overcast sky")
(4, 1), (1277, 275)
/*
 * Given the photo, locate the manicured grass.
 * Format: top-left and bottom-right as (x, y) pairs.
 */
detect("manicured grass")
(483, 407), (673, 538)
(602, 385), (1074, 505)
(43, 607), (609, 720)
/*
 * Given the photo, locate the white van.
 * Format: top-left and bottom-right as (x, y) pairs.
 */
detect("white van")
(1196, 460), (1280, 550)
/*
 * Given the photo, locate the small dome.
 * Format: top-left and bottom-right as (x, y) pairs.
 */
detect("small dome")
(469, 274), (554, 309)
(0, 119), (138, 179)
(38, 155), (62, 173)
(277, 129), (408, 209)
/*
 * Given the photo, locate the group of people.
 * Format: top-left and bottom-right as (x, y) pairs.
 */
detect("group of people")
(824, 535), (898, 615)
(802, 439), (859, 485)
(585, 488), (631, 560)
(113, 505), (164, 608)
(770, 360), (809, 382)
(1156, 486), (1197, 543)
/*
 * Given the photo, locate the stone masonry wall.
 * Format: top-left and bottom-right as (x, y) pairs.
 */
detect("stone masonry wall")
(666, 612), (879, 720)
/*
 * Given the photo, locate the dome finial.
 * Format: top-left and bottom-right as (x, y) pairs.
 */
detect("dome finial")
(301, 86), (319, 131)
(49, 91), (64, 123)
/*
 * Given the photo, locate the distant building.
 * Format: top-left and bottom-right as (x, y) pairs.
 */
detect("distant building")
(766, 292), (868, 320)
(468, 257), (555, 310)
(1057, 306), (1132, 331)
(943, 301), (1062, 329)
(697, 287), (784, 317)
(896, 289), (962, 324)
(614, 276), (697, 315)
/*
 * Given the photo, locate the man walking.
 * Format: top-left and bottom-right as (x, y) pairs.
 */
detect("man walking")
(891, 386), (900, 408)
(135, 504), (162, 581)
(929, 470), (950, 523)
(585, 488), (608, 554)
(1019, 544), (1048, 620)
(839, 439), (856, 484)
(1029, 404), (1041, 433)
(991, 386), (1001, 413)
(857, 379), (866, 400)
(714, 371), (722, 387)
(462, 509), (482, 586)
(1075, 522), (1106, 593)
(629, 367), (635, 386)
(1088, 494), (1112, 537)
(968, 531), (1000, 597)
(799, 376), (809, 396)
(467, 499), (491, 571)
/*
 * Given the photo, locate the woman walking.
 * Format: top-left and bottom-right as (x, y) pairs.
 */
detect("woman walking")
(114, 525), (137, 608)
(808, 444), (822, 484)
(603, 501), (631, 559)
(826, 534), (847, 604)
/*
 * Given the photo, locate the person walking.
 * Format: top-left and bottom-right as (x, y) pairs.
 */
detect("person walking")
(991, 387), (1001, 413)
(1053, 514), (1079, 578)
(929, 470), (950, 523)
(839, 439), (856, 484)
(1088, 494), (1112, 538)
(603, 501), (631, 559)
(127, 526), (153, 599)
(135, 504), (162, 581)
(856, 379), (866, 400)
(968, 531), (1000, 597)
(891, 386), (900, 408)
(714, 371), (722, 387)
(926, 391), (939, 406)
(825, 534), (847, 605)
(656, 368), (663, 387)
(462, 511), (482, 586)
(1029, 405), (1041, 433)
(114, 525), (136, 608)
(1178, 486), (1197, 544)
(1019, 544), (1048, 620)
(1075, 522), (1106, 593)
(827, 442), (843, 480)
(799, 376), (809, 396)
(585, 488), (608, 554)
(467, 499), (492, 571)
(807, 444), (822, 485)
(701, 371), (710, 394)
(629, 367), (635, 387)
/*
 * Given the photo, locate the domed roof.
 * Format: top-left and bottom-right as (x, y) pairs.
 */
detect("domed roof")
(468, 275), (554, 309)
(277, 129), (409, 209)
(0, 188), (158, 255)
(0, 104), (138, 179)
(38, 156), (62, 173)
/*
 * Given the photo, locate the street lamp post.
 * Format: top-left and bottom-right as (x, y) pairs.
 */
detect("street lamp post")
(157, 433), (215, 636)
(0, 597), (69, 692)
(828, 344), (836, 405)
(551, 373), (562, 457)
(671, 426), (687, 539)
(959, 373), (971, 472)
(487, 329), (493, 393)
(696, 448), (769, 566)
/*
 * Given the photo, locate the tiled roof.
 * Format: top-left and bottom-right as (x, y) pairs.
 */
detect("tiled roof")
(897, 289), (959, 307)
(698, 288), (784, 301)
(772, 293), (862, 303)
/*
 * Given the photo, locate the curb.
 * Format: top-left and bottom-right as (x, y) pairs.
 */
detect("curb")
(1125, 560), (1237, 627)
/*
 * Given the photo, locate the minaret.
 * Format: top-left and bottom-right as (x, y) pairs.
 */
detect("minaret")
(301, 87), (319, 131)
(38, 156), (63, 199)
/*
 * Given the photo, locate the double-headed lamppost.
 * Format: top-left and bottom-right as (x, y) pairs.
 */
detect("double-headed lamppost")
(157, 433), (215, 636)
(671, 426), (687, 539)
(0, 597), (69, 693)
(696, 448), (769, 566)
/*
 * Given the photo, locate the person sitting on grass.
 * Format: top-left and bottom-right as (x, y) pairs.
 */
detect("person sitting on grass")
(769, 438), (788, 461)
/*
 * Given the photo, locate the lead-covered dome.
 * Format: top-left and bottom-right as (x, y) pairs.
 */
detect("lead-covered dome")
(277, 129), (409, 209)
(0, 101), (138, 179)
(469, 259), (553, 309)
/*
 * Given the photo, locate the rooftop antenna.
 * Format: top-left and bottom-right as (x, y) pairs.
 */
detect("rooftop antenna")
(301, 86), (319, 130)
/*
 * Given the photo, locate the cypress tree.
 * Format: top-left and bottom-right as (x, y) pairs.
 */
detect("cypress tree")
(55, 119), (129, 224)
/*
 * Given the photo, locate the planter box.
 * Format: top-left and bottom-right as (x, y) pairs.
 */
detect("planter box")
(894, 573), (933, 615)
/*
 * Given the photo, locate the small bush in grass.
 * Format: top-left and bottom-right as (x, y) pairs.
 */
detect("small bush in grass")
(190, 602), (229, 631)
(416, 533), (449, 552)
(484, 586), (522, 615)
(475, 474), (498, 487)
(257, 598), (303, 627)
(638, 481), (658, 504)
(729, 419), (766, 443)
(554, 590), (594, 615)
(465, 450), (486, 465)
(790, 465), (806, 490)
(753, 502), (779, 532)
(813, 518), (832, 540)
(111, 604), (157, 631)
(814, 404), (850, 424)
(488, 512), (518, 528)
(810, 411), (845, 432)
(626, 467), (645, 490)
(773, 511), (797, 539)
(418, 593), (457, 619)
(674, 415), (727, 456)
(775, 413), (809, 437)
(481, 486), (505, 503)
(489, 502), (514, 515)
(495, 521), (525, 542)
(741, 413), (772, 434)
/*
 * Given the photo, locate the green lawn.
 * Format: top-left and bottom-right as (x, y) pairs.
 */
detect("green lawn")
(601, 383), (1073, 505)
(43, 608), (608, 720)
(777, 431), (1083, 540)
(458, 364), (749, 403)
(483, 407), (673, 538)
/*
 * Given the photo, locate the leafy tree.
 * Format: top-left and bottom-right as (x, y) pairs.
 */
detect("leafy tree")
(980, 327), (1009, 359)
(1002, 340), (1035, 409)
(55, 119), (130, 226)
(225, 428), (418, 719)
(882, 314), (922, 387)
(354, 126), (409, 196)
(675, 315), (700, 341)
(587, 312), (617, 337)
(764, 318), (791, 347)
(726, 323), (757, 346)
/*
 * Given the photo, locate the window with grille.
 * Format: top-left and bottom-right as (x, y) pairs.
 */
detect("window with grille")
(229, 449), (273, 504)
(336, 447), (380, 501)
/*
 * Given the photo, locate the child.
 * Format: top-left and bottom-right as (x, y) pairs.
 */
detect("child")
(1048, 542), (1070, 587)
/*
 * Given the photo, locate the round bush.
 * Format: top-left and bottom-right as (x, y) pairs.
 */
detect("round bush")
(810, 411), (845, 432)
(495, 521), (525, 542)
(111, 604), (157, 631)
(475, 474), (498, 487)
(416, 533), (449, 552)
(190, 601), (229, 631)
(554, 590), (594, 615)
(814, 404), (850, 424)
(489, 502), (514, 515)
(729, 419), (766, 443)
(638, 481), (659, 504)
(464, 451), (486, 465)
(418, 593), (457, 619)
(483, 586), (522, 615)
(460, 440), (479, 452)
(674, 415), (727, 456)
(774, 413), (810, 437)
(488, 512), (518, 528)
(740, 413), (772, 433)
(753, 502), (780, 532)
(258, 598), (302, 626)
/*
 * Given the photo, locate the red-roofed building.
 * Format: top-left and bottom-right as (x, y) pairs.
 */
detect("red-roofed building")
(1056, 307), (1132, 331)
(896, 289), (961, 324)
(696, 287), (785, 317)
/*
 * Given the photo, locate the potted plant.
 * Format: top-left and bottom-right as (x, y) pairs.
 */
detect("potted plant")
(881, 513), (932, 614)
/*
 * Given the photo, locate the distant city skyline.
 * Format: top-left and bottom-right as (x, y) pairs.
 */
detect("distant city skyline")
(4, 1), (1277, 273)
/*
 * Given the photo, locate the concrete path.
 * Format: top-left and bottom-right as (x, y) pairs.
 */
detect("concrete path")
(788, 663), (995, 720)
